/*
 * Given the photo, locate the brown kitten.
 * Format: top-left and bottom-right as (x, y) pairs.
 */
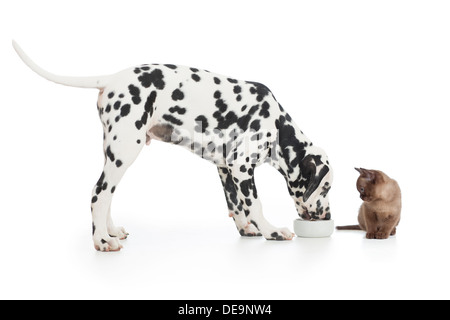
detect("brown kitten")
(337, 168), (402, 239)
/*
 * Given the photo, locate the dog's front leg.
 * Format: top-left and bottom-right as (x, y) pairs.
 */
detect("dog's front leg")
(217, 167), (261, 237)
(228, 165), (294, 241)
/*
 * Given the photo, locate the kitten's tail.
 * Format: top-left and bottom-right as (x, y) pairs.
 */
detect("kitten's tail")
(336, 225), (362, 231)
(12, 40), (112, 89)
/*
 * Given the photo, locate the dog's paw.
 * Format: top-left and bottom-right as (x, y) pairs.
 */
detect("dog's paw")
(108, 226), (129, 240)
(94, 236), (123, 252)
(239, 222), (263, 237)
(265, 228), (295, 241)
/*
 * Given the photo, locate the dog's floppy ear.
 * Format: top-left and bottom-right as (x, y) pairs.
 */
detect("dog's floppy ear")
(302, 156), (330, 202)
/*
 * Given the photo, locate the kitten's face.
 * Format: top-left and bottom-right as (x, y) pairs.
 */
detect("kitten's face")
(357, 176), (374, 201)
(355, 168), (382, 202)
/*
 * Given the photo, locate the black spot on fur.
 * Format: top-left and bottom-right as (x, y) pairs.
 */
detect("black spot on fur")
(259, 101), (270, 118)
(145, 91), (157, 117)
(128, 85), (141, 105)
(248, 81), (270, 102)
(270, 232), (284, 240)
(115, 160), (123, 167)
(108, 92), (115, 99)
(106, 146), (115, 162)
(237, 115), (251, 131)
(194, 115), (209, 133)
(163, 114), (183, 126)
(239, 179), (258, 199)
(191, 74), (201, 82)
(169, 106), (186, 114)
(95, 178), (108, 195)
(216, 111), (238, 130)
(321, 182), (331, 197)
(135, 121), (143, 130)
(171, 89), (184, 101)
(140, 113), (148, 125)
(138, 69), (165, 90)
(223, 172), (239, 207)
(135, 91), (157, 130)
(214, 77), (221, 85)
(120, 104), (131, 117)
(236, 104), (259, 131)
(215, 99), (228, 113)
(250, 119), (261, 132)
(164, 64), (177, 70)
(96, 172), (105, 187)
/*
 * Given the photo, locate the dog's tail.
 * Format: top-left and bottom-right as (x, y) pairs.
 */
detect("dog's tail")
(12, 40), (111, 89)
(336, 225), (362, 231)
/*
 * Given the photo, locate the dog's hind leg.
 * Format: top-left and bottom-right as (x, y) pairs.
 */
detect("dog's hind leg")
(92, 84), (154, 251)
(107, 206), (128, 240)
(91, 124), (146, 251)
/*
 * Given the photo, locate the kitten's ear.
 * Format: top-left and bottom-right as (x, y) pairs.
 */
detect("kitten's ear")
(356, 168), (376, 182)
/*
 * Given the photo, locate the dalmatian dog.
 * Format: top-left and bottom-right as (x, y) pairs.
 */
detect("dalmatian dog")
(13, 41), (333, 252)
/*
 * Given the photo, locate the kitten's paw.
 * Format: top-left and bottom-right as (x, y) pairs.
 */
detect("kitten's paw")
(366, 232), (390, 240)
(94, 236), (123, 252)
(375, 232), (389, 239)
(265, 228), (295, 241)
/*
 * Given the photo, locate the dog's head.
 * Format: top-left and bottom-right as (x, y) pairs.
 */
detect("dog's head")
(294, 150), (333, 221)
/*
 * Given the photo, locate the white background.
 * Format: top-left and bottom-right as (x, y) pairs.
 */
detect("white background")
(1, 0), (449, 300)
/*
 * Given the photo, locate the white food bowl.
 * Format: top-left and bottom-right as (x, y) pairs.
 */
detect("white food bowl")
(294, 219), (335, 238)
